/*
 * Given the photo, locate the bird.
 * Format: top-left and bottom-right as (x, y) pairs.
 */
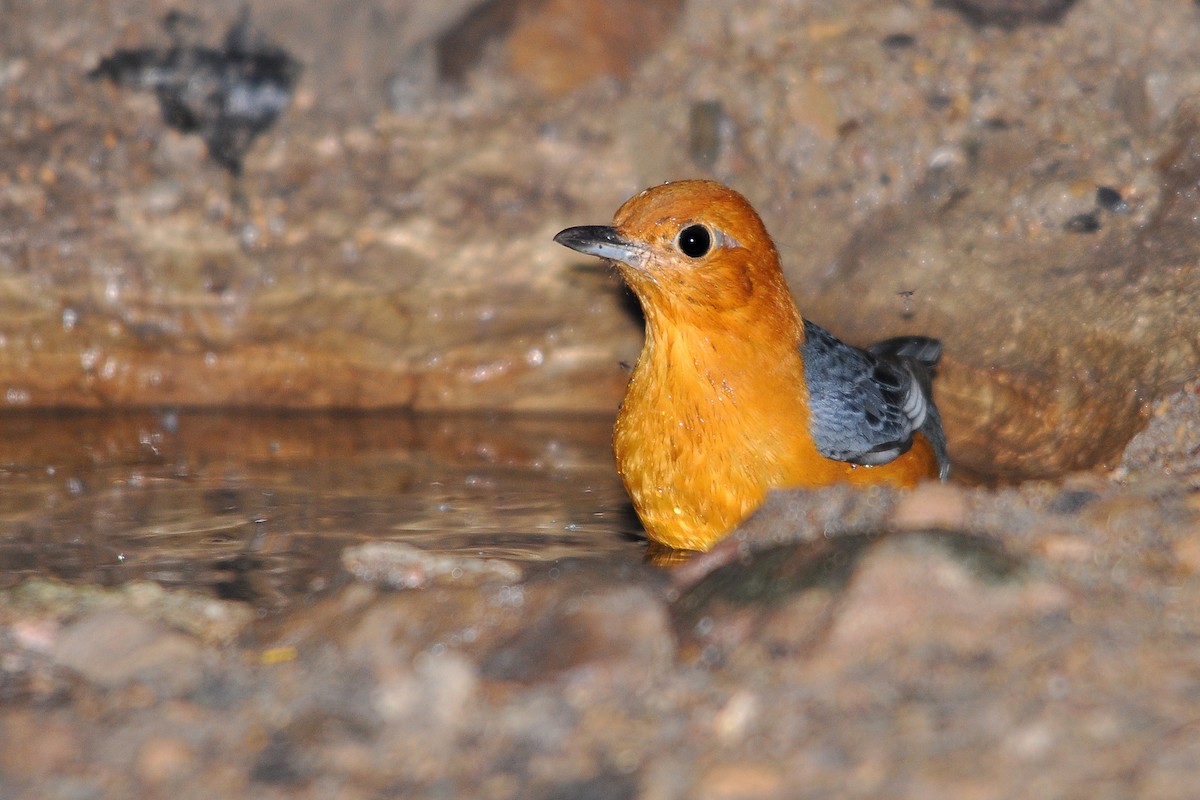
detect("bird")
(554, 180), (949, 552)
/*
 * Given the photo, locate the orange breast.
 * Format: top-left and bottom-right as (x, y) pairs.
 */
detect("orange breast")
(613, 334), (939, 552)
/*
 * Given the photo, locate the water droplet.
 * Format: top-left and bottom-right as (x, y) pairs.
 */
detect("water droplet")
(240, 223), (260, 247)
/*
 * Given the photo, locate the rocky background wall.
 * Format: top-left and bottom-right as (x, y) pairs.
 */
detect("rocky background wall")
(8, 3), (1200, 798)
(6, 0), (1200, 479)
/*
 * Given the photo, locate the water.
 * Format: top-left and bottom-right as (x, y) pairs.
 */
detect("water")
(0, 411), (643, 607)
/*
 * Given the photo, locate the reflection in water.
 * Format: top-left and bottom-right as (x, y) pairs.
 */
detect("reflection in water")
(0, 411), (643, 606)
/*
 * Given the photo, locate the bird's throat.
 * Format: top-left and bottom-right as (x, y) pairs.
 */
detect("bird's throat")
(612, 320), (811, 551)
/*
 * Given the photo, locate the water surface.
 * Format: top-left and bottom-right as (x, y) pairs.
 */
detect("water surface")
(0, 411), (643, 607)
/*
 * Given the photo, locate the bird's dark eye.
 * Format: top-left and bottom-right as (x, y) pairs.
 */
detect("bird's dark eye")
(677, 225), (712, 258)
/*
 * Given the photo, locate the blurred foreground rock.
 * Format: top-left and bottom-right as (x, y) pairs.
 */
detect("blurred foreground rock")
(4, 419), (1200, 797)
(2, 385), (1197, 796)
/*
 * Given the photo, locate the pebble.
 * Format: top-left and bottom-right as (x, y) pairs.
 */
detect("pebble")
(52, 610), (205, 693)
(822, 531), (1065, 657)
(505, 0), (683, 95)
(891, 482), (970, 531)
(0, 711), (81, 779)
(136, 736), (196, 785)
(482, 585), (673, 687)
(1063, 211), (1101, 233)
(694, 762), (784, 800)
(341, 542), (522, 589)
(375, 651), (480, 735)
(1171, 535), (1200, 574)
(1036, 532), (1095, 562)
(711, 690), (759, 743)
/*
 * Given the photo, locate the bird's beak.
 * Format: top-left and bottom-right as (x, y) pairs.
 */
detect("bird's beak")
(553, 225), (645, 266)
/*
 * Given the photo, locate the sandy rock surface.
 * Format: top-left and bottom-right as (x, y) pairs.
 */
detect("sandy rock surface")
(5, 0), (1200, 797)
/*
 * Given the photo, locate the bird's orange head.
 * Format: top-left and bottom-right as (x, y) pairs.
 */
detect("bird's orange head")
(555, 180), (801, 337)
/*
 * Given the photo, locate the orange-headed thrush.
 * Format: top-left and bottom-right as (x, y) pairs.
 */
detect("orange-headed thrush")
(555, 180), (949, 552)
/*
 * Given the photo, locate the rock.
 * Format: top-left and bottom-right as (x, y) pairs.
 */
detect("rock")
(1173, 535), (1200, 575)
(1115, 63), (1200, 137)
(341, 542), (522, 589)
(0, 710), (82, 780)
(819, 102), (1200, 479)
(891, 482), (971, 531)
(820, 531), (1067, 660)
(506, 0), (683, 96)
(88, 10), (302, 175)
(672, 531), (873, 664)
(1, 579), (253, 647)
(136, 735), (196, 785)
(710, 690), (760, 744)
(693, 762), (785, 800)
(672, 524), (1070, 671)
(1117, 379), (1200, 478)
(52, 610), (206, 693)
(249, 732), (307, 786)
(374, 651), (480, 735)
(534, 771), (640, 800)
(261, 0), (492, 117)
(482, 585), (673, 687)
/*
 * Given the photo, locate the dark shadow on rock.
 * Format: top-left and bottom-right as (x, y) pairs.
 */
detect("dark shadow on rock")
(672, 528), (1027, 666)
(939, 0), (1080, 28)
(88, 9), (300, 176)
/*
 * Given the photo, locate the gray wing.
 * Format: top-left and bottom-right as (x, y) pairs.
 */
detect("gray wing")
(801, 320), (949, 479)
